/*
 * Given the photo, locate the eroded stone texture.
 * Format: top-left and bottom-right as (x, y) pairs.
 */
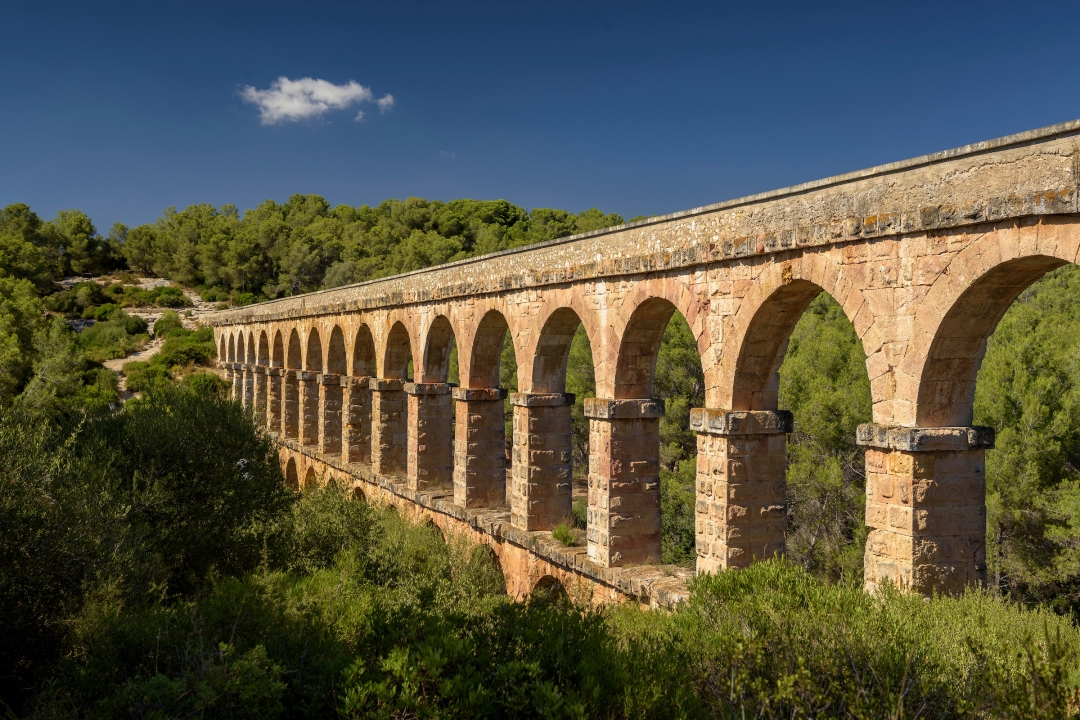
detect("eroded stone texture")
(343, 376), (372, 464)
(267, 368), (282, 433)
(253, 367), (267, 426)
(406, 382), (454, 491)
(210, 121), (1080, 598)
(299, 372), (320, 446)
(511, 393), (574, 531)
(320, 373), (343, 455)
(859, 424), (992, 596)
(453, 387), (507, 508)
(692, 410), (791, 573)
(282, 370), (299, 439)
(370, 378), (406, 477)
(586, 399), (664, 567)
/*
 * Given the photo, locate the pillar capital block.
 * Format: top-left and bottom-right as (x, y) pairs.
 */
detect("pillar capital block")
(452, 386), (508, 402)
(253, 365), (267, 374)
(297, 370), (319, 382)
(856, 424), (995, 451)
(369, 378), (403, 392)
(346, 375), (372, 389)
(316, 372), (343, 385)
(510, 392), (575, 407)
(691, 408), (793, 436)
(584, 397), (664, 419)
(266, 367), (282, 377)
(404, 382), (453, 395)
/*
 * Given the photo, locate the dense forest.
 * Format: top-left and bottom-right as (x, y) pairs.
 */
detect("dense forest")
(2, 197), (1080, 715)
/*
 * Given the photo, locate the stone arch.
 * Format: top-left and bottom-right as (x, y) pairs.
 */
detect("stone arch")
(218, 334), (227, 360)
(730, 279), (829, 411)
(247, 333), (256, 365)
(530, 306), (595, 394)
(235, 332), (245, 363)
(286, 328), (302, 369)
(353, 486), (367, 502)
(353, 324), (377, 376)
(531, 575), (568, 601)
(272, 330), (284, 367)
(612, 297), (679, 399)
(304, 465), (317, 487)
(257, 330), (270, 366)
(285, 458), (299, 490)
(327, 325), (346, 375)
(421, 315), (456, 383)
(468, 309), (510, 389)
(914, 253), (1070, 427)
(382, 321), (413, 380)
(305, 327), (323, 372)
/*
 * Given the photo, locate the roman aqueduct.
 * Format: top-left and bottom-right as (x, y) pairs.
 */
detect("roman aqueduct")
(210, 120), (1080, 607)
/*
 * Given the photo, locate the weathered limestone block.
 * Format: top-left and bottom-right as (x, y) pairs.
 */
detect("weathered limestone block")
(406, 382), (454, 492)
(452, 387), (508, 508)
(299, 371), (320, 446)
(230, 364), (242, 402)
(343, 376), (372, 464)
(510, 392), (574, 531)
(242, 365), (255, 409)
(266, 367), (282, 434)
(253, 366), (267, 426)
(858, 423), (993, 596)
(585, 398), (664, 567)
(370, 378), (406, 477)
(282, 370), (299, 439)
(691, 409), (792, 574)
(319, 373), (343, 456)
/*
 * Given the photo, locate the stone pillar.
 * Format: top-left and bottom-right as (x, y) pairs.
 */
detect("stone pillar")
(857, 424), (992, 596)
(370, 378), (406, 477)
(343, 376), (372, 464)
(510, 392), (574, 531)
(405, 383), (454, 492)
(231, 364), (243, 402)
(253, 366), (267, 426)
(691, 409), (791, 574)
(452, 387), (508, 508)
(319, 373), (343, 456)
(267, 368), (282, 434)
(282, 370), (300, 439)
(585, 398), (664, 567)
(299, 371), (320, 446)
(242, 365), (255, 409)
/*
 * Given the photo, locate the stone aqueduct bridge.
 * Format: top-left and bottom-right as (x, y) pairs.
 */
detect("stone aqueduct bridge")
(210, 120), (1080, 606)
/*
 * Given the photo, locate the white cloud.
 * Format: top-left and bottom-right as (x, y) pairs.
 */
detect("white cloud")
(240, 76), (392, 125)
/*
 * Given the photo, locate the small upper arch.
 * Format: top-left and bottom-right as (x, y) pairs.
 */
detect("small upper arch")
(286, 328), (302, 370)
(257, 330), (270, 366)
(382, 320), (414, 380)
(327, 325), (347, 375)
(353, 323), (377, 377)
(420, 315), (456, 383)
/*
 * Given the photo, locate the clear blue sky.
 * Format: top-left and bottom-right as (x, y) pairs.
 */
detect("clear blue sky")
(3, 1), (1079, 231)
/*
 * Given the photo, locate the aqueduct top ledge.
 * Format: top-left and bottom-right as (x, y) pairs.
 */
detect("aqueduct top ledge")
(210, 119), (1080, 325)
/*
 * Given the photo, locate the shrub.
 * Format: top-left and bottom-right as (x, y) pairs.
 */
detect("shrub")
(122, 360), (170, 393)
(154, 286), (190, 308)
(153, 309), (184, 337)
(200, 286), (229, 302)
(91, 302), (120, 321)
(552, 523), (576, 547)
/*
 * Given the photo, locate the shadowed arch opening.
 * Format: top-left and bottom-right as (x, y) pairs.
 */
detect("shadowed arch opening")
(305, 328), (323, 372)
(327, 326), (346, 375)
(732, 279), (826, 411)
(917, 254), (1068, 427)
(383, 321), (413, 380)
(304, 466), (317, 487)
(272, 331), (284, 367)
(531, 575), (568, 602)
(235, 333), (245, 363)
(463, 544), (507, 596)
(614, 298), (679, 399)
(285, 458), (299, 490)
(219, 335), (226, 360)
(353, 486), (366, 502)
(257, 331), (269, 366)
(469, 310), (510, 389)
(532, 307), (593, 394)
(247, 333), (256, 365)
(422, 315), (456, 383)
(353, 325), (377, 376)
(287, 329), (302, 370)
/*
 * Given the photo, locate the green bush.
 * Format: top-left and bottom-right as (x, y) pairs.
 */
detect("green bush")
(154, 285), (191, 307)
(200, 286), (228, 302)
(552, 523), (576, 547)
(153, 309), (184, 337)
(77, 309), (149, 363)
(122, 360), (170, 393)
